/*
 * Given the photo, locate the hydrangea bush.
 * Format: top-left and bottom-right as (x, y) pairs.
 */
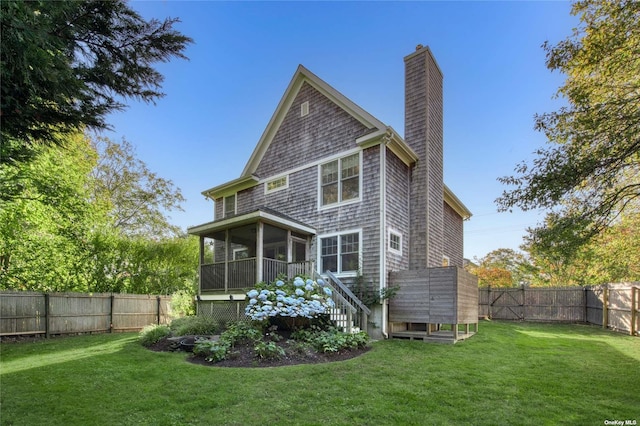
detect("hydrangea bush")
(245, 276), (335, 325)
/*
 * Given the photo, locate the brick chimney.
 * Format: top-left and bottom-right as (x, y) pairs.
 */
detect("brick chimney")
(404, 45), (444, 269)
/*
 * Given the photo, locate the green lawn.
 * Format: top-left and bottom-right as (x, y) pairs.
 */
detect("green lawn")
(1, 321), (638, 425)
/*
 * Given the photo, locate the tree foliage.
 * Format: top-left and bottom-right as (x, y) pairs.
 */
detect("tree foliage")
(91, 136), (184, 238)
(467, 248), (537, 287)
(0, 133), (197, 294)
(497, 0), (640, 254)
(0, 0), (192, 163)
(523, 210), (640, 286)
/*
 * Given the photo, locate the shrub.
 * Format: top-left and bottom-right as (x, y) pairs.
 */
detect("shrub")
(244, 276), (335, 328)
(170, 289), (196, 317)
(170, 316), (218, 336)
(292, 327), (369, 353)
(254, 341), (285, 359)
(194, 321), (264, 363)
(139, 324), (171, 347)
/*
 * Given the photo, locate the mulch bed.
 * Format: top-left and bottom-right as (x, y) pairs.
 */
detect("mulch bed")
(147, 335), (370, 368)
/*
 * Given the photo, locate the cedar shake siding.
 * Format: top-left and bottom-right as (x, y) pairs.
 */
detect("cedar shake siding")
(385, 147), (411, 273)
(255, 82), (371, 178)
(443, 201), (464, 267)
(404, 45), (445, 269)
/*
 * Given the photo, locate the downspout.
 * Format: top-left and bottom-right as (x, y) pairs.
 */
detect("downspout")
(380, 143), (389, 338)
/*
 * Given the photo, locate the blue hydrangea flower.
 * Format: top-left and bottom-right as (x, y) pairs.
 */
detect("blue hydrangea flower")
(294, 277), (304, 287)
(323, 287), (332, 296)
(317, 279), (325, 286)
(295, 288), (305, 296)
(305, 283), (314, 291)
(276, 280), (285, 287)
(249, 298), (258, 305)
(247, 289), (259, 298)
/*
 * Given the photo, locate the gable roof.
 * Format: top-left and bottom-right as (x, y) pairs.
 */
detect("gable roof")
(241, 65), (392, 176)
(202, 65), (471, 222)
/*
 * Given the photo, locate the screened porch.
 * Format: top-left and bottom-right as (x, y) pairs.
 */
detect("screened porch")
(188, 209), (316, 294)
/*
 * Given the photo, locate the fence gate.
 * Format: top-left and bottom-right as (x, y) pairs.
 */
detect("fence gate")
(488, 288), (524, 320)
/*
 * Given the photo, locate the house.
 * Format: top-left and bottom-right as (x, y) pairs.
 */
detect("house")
(188, 45), (476, 340)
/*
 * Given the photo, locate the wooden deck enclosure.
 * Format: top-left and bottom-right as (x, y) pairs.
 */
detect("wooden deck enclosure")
(388, 267), (478, 343)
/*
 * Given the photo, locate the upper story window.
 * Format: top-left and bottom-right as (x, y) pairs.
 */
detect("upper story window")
(389, 230), (402, 254)
(319, 231), (360, 275)
(320, 153), (360, 207)
(223, 194), (236, 218)
(442, 255), (450, 267)
(265, 175), (288, 194)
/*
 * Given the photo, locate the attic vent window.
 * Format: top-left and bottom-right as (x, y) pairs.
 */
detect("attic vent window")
(301, 101), (309, 117)
(265, 175), (288, 194)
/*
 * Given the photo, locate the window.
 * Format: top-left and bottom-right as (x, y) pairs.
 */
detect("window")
(389, 230), (402, 254)
(223, 194), (236, 218)
(319, 231), (360, 274)
(320, 153), (360, 207)
(301, 101), (309, 117)
(265, 175), (288, 194)
(442, 255), (450, 267)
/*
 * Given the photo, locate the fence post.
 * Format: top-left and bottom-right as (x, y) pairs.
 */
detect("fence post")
(583, 287), (588, 323)
(602, 286), (609, 330)
(109, 294), (115, 333)
(631, 287), (637, 337)
(487, 286), (492, 319)
(156, 296), (161, 325)
(521, 285), (525, 321)
(44, 293), (50, 339)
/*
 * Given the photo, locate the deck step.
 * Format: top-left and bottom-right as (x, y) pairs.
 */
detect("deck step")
(389, 330), (476, 344)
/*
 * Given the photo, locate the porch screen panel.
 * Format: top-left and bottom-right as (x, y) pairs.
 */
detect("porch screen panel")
(321, 236), (338, 273)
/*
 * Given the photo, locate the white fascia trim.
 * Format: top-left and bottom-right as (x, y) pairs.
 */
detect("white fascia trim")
(197, 294), (247, 301)
(202, 175), (259, 200)
(242, 65), (386, 177)
(188, 209), (316, 237)
(356, 127), (418, 166)
(444, 184), (472, 220)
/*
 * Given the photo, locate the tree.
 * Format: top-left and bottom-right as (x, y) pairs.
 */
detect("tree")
(0, 0), (192, 163)
(497, 0), (640, 255)
(90, 136), (185, 238)
(0, 133), (107, 291)
(0, 132), (197, 294)
(467, 248), (537, 287)
(523, 210), (640, 286)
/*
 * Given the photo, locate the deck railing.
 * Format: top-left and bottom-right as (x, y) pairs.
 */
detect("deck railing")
(200, 259), (315, 292)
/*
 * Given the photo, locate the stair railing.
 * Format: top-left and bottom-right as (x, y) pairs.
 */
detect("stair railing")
(317, 271), (371, 333)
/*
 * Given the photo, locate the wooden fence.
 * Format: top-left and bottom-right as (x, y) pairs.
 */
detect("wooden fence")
(0, 291), (172, 338)
(479, 283), (639, 336)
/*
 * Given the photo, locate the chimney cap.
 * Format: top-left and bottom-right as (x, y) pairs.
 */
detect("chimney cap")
(416, 44), (424, 51)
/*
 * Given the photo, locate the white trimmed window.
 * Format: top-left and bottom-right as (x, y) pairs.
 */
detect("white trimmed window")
(389, 230), (402, 254)
(265, 175), (288, 194)
(320, 153), (360, 207)
(319, 231), (361, 274)
(223, 194), (236, 218)
(442, 255), (450, 267)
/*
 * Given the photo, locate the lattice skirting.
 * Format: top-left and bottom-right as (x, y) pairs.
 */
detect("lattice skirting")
(196, 301), (249, 327)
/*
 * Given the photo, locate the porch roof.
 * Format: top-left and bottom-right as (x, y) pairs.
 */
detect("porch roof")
(187, 207), (316, 238)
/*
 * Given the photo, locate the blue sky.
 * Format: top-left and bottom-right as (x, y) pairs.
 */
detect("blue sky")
(106, 1), (578, 261)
